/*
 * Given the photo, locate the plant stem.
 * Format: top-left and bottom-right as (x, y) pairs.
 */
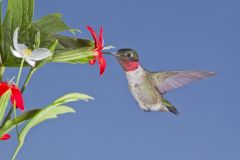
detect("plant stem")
(12, 143), (22, 160)
(21, 67), (37, 93)
(16, 58), (25, 86)
(0, 66), (4, 81)
(13, 103), (20, 136)
(13, 58), (25, 140)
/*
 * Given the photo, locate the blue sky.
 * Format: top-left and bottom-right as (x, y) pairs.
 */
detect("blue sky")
(1, 0), (240, 159)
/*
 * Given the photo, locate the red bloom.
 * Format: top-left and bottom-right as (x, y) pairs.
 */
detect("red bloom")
(0, 82), (24, 111)
(0, 134), (11, 141)
(86, 26), (106, 76)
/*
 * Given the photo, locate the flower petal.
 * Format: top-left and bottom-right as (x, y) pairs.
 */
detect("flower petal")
(89, 59), (96, 65)
(0, 134), (11, 141)
(98, 54), (106, 76)
(25, 59), (36, 67)
(10, 46), (23, 58)
(0, 82), (10, 96)
(86, 26), (107, 76)
(13, 27), (20, 50)
(98, 26), (104, 49)
(103, 45), (115, 50)
(86, 26), (98, 48)
(17, 44), (28, 52)
(29, 48), (52, 60)
(13, 27), (28, 51)
(10, 84), (24, 111)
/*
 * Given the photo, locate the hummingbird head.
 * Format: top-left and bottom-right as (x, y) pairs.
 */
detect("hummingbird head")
(115, 48), (139, 72)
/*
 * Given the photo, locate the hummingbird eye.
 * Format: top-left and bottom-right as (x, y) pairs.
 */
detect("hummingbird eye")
(126, 53), (132, 58)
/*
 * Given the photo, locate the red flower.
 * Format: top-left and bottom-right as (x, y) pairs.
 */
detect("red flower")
(86, 26), (106, 76)
(0, 82), (24, 111)
(0, 134), (11, 141)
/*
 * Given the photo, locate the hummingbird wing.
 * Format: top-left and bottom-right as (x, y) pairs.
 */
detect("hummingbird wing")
(152, 71), (215, 94)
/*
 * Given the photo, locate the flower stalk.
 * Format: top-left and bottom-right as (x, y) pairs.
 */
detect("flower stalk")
(13, 58), (25, 139)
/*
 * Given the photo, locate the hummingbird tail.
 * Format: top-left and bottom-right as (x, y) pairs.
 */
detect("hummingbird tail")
(162, 98), (180, 115)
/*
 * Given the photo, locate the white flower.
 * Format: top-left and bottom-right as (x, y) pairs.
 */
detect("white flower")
(10, 27), (52, 67)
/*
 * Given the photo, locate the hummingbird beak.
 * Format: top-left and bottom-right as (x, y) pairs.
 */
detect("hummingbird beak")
(102, 52), (120, 57)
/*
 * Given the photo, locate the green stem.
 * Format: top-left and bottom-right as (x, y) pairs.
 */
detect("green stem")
(12, 144), (22, 160)
(0, 66), (5, 81)
(16, 58), (25, 86)
(21, 67), (37, 93)
(13, 58), (25, 140)
(13, 103), (20, 137)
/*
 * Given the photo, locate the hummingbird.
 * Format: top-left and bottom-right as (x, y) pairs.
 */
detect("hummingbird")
(105, 48), (215, 115)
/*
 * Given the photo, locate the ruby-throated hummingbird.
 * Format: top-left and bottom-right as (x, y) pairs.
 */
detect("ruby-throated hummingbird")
(105, 48), (215, 115)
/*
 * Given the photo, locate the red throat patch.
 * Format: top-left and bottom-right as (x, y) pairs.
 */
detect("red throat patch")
(118, 59), (139, 72)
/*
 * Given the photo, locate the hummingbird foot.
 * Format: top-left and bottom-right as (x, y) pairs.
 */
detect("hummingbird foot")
(142, 108), (151, 112)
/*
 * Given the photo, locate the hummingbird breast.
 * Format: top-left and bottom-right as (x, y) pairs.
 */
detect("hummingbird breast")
(125, 66), (162, 111)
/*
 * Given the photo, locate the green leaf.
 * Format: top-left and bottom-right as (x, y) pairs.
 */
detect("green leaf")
(8, 92), (93, 159)
(53, 92), (94, 105)
(33, 30), (40, 49)
(0, 93), (93, 140)
(0, 90), (11, 124)
(48, 39), (59, 53)
(0, 109), (41, 137)
(1, 0), (34, 65)
(30, 13), (70, 47)
(0, 0), (4, 58)
(51, 48), (95, 64)
(55, 35), (94, 51)
(12, 105), (75, 160)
